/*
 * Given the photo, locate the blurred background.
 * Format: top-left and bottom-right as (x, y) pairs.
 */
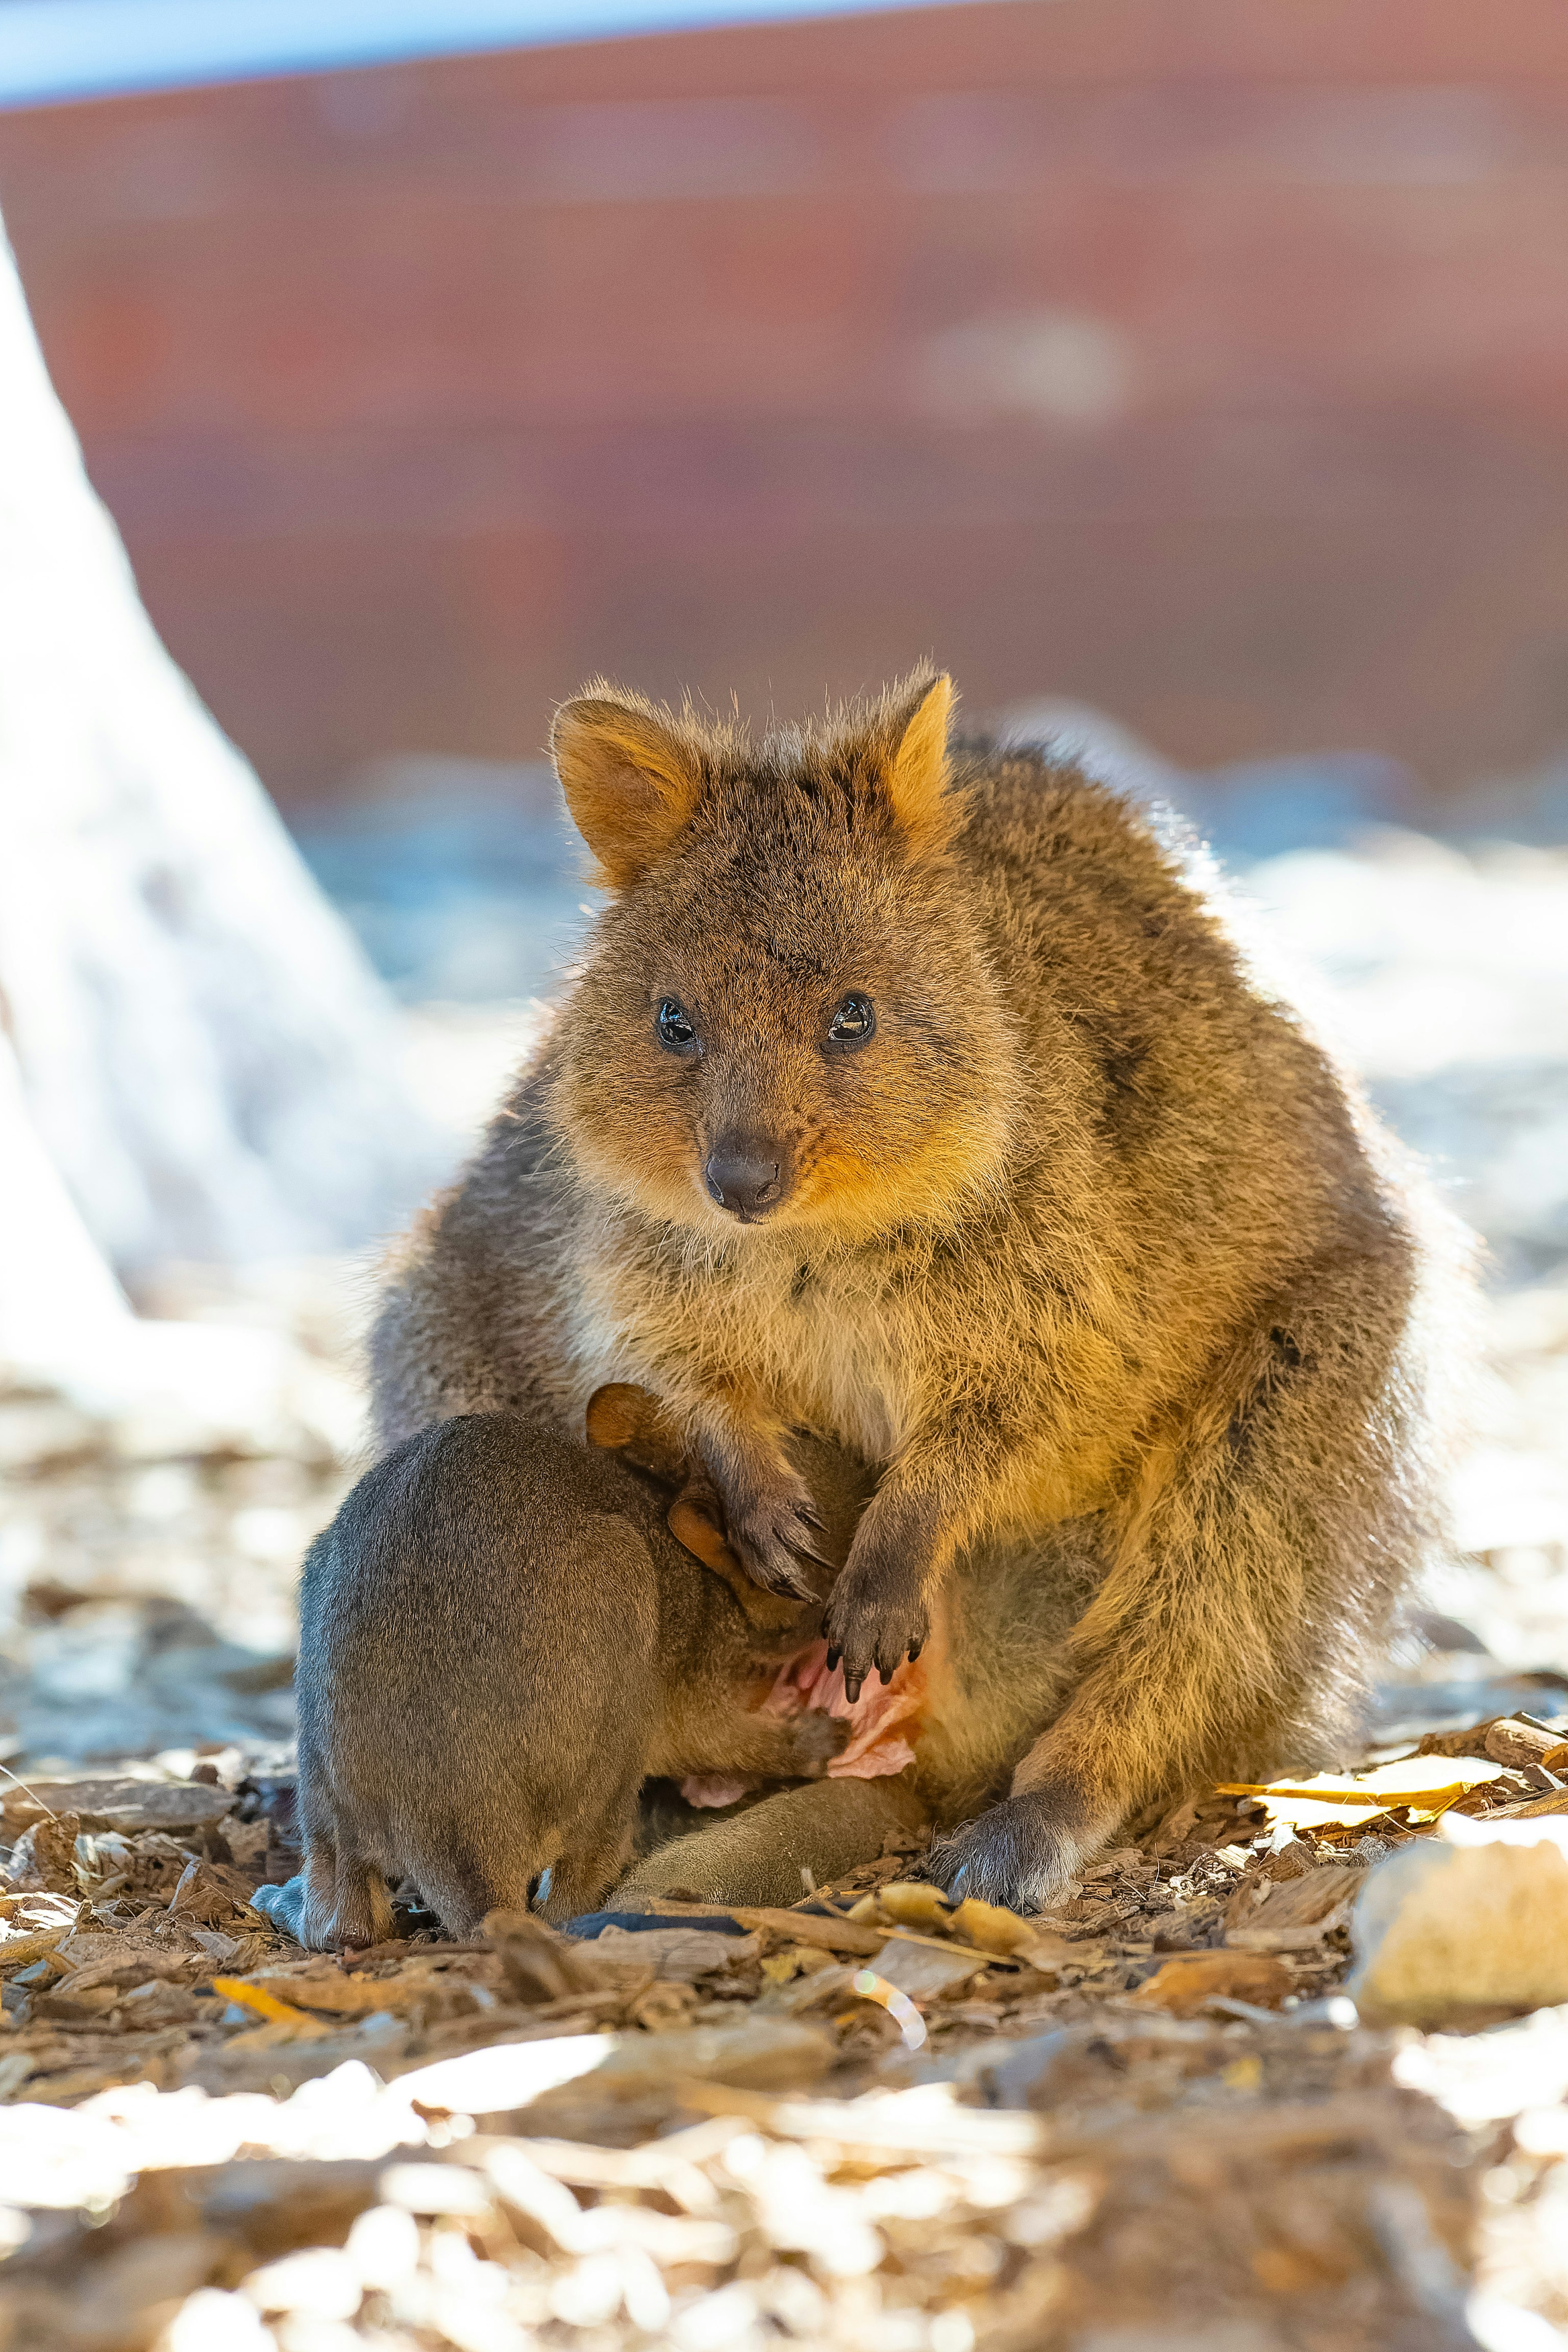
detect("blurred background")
(0, 0), (1566, 1772)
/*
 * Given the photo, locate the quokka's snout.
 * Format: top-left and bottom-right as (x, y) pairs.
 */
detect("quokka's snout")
(703, 1131), (792, 1222)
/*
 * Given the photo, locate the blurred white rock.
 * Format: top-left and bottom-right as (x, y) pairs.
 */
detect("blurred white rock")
(0, 210), (440, 1312)
(1350, 1812), (1568, 2026)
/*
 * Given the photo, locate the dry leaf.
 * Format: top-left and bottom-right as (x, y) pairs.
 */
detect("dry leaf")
(211, 1976), (330, 2031)
(877, 1882), (954, 1930)
(1131, 1951), (1292, 2016)
(239, 1969), (409, 2017)
(6, 1814), (81, 1895)
(947, 1896), (1033, 1954)
(167, 1859), (263, 1925)
(1216, 1756), (1507, 1831)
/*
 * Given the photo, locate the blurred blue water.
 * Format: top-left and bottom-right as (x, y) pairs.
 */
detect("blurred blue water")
(289, 738), (1568, 1005)
(292, 757), (589, 1004)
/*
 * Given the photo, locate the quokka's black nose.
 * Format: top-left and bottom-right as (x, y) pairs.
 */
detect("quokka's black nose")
(704, 1143), (785, 1219)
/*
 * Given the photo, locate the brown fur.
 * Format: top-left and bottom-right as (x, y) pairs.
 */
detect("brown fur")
(261, 1399), (881, 1947)
(370, 670), (1455, 1908)
(265, 1381), (1114, 1936)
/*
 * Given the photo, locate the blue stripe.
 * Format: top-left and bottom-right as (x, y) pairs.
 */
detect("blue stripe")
(0, 0), (982, 112)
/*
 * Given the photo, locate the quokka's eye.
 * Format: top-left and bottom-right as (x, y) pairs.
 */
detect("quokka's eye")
(826, 993), (876, 1049)
(657, 998), (697, 1049)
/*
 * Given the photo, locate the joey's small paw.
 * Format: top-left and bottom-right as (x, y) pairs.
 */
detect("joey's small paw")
(821, 1570), (929, 1705)
(927, 1784), (1098, 1914)
(725, 1480), (831, 1601)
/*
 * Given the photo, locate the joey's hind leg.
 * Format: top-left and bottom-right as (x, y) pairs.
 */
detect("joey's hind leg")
(663, 1688), (850, 1783)
(615, 1775), (927, 1911)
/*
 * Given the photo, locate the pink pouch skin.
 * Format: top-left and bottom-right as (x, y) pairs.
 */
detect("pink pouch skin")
(680, 1639), (929, 1810)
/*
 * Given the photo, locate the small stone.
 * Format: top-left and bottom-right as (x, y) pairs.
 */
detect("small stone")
(1349, 1813), (1568, 2026)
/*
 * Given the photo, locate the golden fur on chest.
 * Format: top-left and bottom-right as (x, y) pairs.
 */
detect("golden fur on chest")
(572, 1202), (1145, 1529)
(577, 1218), (915, 1458)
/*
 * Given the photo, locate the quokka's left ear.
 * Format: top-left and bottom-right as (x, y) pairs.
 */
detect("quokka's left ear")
(880, 670), (958, 855)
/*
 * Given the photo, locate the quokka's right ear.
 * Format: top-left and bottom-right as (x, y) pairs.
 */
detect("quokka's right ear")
(551, 690), (702, 886)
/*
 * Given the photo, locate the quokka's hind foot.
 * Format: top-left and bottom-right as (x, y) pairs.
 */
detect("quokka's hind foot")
(926, 1777), (1120, 1915)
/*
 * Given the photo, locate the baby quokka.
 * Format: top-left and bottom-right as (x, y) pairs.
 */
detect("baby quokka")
(373, 668), (1447, 1909)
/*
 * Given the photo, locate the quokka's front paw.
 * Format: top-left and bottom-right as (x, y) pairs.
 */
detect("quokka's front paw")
(820, 1561), (929, 1703)
(723, 1468), (832, 1601)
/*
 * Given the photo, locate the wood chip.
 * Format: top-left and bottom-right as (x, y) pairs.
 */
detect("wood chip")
(590, 1926), (759, 1978)
(1483, 1719), (1568, 1770)
(51, 1948), (191, 1998)
(1486, 1787), (1568, 1819)
(0, 1777), (236, 1839)
(0, 1925), (70, 1973)
(727, 1908), (886, 1956)
(1244, 1862), (1364, 1930)
(865, 1938), (990, 2002)
(1130, 1952), (1293, 2016)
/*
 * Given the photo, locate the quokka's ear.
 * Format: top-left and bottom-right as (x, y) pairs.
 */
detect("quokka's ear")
(585, 1382), (688, 1483)
(551, 691), (702, 886)
(880, 671), (957, 854)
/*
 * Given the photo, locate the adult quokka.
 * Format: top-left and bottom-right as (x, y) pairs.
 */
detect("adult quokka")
(372, 669), (1453, 1909)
